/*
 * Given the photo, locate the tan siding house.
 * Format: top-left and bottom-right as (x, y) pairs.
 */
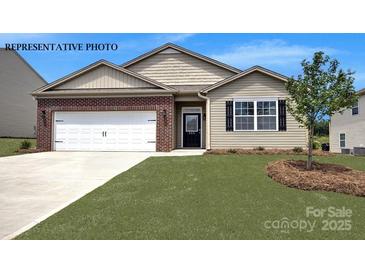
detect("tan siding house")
(330, 89), (365, 153)
(55, 65), (156, 90)
(0, 49), (46, 137)
(204, 71), (307, 149)
(126, 49), (235, 86)
(32, 43), (306, 152)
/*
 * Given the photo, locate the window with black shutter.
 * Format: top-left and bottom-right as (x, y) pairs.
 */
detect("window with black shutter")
(278, 100), (287, 131)
(226, 101), (233, 131)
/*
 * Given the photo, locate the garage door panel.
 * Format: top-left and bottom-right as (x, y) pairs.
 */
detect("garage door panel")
(54, 111), (156, 151)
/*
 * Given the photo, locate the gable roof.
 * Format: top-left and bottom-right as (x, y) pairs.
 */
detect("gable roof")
(32, 59), (176, 95)
(0, 48), (47, 84)
(359, 88), (365, 96)
(200, 66), (288, 94)
(121, 43), (242, 74)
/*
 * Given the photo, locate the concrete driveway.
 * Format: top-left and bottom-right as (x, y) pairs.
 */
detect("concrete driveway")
(0, 151), (152, 239)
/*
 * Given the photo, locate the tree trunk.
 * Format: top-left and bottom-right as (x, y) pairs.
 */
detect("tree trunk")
(307, 125), (314, 170)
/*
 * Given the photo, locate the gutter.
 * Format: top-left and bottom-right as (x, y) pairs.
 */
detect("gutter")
(197, 91), (211, 150)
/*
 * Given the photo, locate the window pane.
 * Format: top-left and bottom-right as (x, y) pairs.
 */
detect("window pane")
(247, 102), (254, 115)
(235, 102), (241, 115)
(235, 101), (254, 116)
(186, 115), (198, 132)
(340, 134), (346, 148)
(257, 101), (276, 116)
(235, 117), (254, 130)
(257, 116), (277, 130)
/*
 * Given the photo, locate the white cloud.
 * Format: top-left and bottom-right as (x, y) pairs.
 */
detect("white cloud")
(152, 33), (195, 43)
(353, 71), (365, 89)
(355, 71), (365, 81)
(210, 39), (341, 68)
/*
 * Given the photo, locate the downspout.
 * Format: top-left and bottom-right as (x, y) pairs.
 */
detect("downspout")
(197, 91), (211, 150)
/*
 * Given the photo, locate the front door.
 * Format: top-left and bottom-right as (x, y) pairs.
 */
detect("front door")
(183, 113), (201, 147)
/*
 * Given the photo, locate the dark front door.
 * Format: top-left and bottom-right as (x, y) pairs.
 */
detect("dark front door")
(183, 113), (201, 147)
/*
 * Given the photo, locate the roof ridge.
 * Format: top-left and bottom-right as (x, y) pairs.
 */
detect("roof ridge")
(120, 42), (242, 74)
(32, 59), (177, 95)
(200, 66), (288, 94)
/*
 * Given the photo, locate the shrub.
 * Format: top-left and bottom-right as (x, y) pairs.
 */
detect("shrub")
(20, 140), (32, 150)
(293, 147), (303, 153)
(254, 146), (265, 151)
(312, 141), (321, 150)
(227, 148), (237, 154)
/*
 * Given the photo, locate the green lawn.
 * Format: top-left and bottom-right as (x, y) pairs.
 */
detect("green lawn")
(17, 154), (365, 240)
(0, 138), (36, 157)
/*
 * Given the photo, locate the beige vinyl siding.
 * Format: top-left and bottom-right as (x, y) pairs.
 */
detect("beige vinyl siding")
(55, 65), (155, 89)
(330, 95), (365, 153)
(175, 102), (206, 148)
(207, 71), (307, 149)
(127, 52), (235, 86)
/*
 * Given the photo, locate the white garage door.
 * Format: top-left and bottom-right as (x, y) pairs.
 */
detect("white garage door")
(53, 111), (156, 151)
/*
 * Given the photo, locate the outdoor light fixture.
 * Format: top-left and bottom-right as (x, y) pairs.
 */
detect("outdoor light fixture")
(162, 109), (167, 125)
(41, 110), (46, 125)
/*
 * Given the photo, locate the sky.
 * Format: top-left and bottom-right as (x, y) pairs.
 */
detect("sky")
(1, 33), (365, 89)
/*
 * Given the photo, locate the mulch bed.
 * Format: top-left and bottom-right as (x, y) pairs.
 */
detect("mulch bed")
(16, 148), (41, 154)
(266, 160), (365, 197)
(205, 149), (332, 156)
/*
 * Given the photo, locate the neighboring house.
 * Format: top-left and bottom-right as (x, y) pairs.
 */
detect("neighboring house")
(32, 43), (307, 152)
(0, 49), (47, 137)
(330, 89), (365, 153)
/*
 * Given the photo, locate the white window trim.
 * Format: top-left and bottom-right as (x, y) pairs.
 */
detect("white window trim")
(233, 99), (255, 131)
(339, 133), (346, 148)
(352, 101), (359, 116)
(233, 98), (279, 132)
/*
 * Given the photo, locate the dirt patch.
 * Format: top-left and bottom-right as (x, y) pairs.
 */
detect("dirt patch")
(205, 149), (332, 156)
(266, 160), (365, 197)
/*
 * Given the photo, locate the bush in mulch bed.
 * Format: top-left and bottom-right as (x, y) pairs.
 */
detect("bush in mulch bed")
(205, 149), (332, 156)
(266, 160), (365, 197)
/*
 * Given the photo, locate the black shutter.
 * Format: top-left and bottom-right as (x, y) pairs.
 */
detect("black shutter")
(226, 101), (233, 131)
(278, 100), (287, 131)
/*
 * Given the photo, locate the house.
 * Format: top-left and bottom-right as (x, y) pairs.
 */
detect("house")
(32, 43), (307, 152)
(330, 89), (365, 153)
(0, 49), (47, 137)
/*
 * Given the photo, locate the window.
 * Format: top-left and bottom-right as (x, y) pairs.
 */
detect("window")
(257, 101), (277, 130)
(340, 133), (346, 148)
(185, 115), (198, 132)
(234, 101), (254, 130)
(352, 101), (359, 115)
(234, 100), (278, 131)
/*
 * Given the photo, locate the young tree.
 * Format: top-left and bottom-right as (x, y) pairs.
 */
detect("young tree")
(286, 52), (358, 170)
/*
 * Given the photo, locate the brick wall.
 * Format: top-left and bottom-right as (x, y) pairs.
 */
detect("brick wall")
(36, 96), (174, 152)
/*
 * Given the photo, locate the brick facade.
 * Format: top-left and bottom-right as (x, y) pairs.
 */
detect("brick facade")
(36, 96), (174, 152)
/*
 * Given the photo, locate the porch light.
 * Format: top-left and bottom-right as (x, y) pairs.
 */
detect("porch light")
(161, 109), (167, 125)
(41, 110), (46, 125)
